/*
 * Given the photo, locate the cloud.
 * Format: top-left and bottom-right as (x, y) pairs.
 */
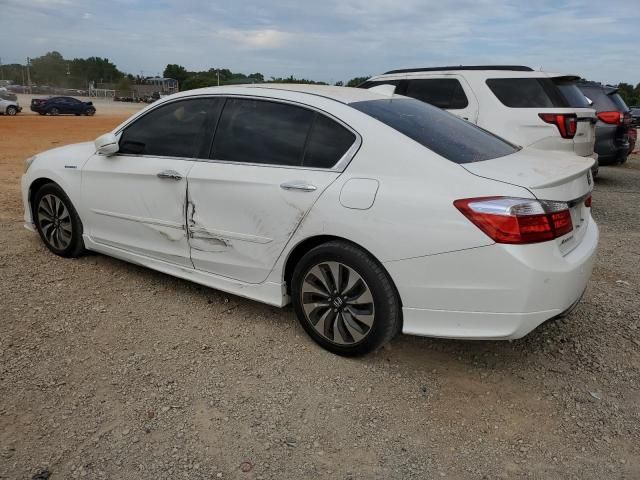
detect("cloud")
(218, 29), (291, 49)
(0, 0), (638, 84)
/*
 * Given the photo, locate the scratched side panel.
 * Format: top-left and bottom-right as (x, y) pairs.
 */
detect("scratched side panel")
(187, 162), (339, 284)
(81, 154), (194, 267)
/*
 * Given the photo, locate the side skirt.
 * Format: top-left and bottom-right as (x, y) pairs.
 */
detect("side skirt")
(83, 235), (288, 307)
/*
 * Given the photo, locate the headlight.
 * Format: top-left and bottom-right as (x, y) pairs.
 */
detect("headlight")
(24, 156), (36, 173)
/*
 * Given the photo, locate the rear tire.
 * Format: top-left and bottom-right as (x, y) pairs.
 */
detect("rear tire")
(291, 240), (401, 356)
(6, 106), (18, 116)
(33, 183), (85, 258)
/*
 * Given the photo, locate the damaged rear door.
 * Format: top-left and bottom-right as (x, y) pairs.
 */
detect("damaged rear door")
(187, 97), (358, 284)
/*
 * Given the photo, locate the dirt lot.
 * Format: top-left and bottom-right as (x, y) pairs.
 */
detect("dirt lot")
(1, 115), (639, 480)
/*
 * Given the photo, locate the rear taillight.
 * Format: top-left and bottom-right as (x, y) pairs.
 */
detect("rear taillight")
(539, 113), (577, 139)
(454, 197), (573, 244)
(597, 111), (624, 125)
(584, 194), (592, 208)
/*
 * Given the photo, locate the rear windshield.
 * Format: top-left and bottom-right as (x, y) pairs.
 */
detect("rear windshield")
(554, 80), (590, 108)
(579, 85), (627, 112)
(350, 97), (519, 164)
(486, 78), (567, 108)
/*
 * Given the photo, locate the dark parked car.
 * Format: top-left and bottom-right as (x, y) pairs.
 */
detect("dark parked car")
(630, 107), (640, 127)
(30, 96), (96, 116)
(577, 82), (632, 165)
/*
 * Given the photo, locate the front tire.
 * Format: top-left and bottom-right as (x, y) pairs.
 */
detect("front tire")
(291, 241), (401, 356)
(86, 108), (96, 116)
(33, 183), (85, 258)
(6, 106), (18, 116)
(49, 107), (60, 116)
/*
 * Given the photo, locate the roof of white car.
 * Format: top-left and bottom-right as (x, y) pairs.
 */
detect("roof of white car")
(172, 84), (386, 104)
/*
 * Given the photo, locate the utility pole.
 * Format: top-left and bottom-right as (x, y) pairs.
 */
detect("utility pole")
(217, 69), (220, 86)
(0, 57), (4, 81)
(26, 57), (32, 94)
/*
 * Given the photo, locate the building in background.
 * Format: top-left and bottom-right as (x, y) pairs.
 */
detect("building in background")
(132, 77), (178, 98)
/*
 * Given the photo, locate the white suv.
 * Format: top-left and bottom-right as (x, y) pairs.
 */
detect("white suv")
(361, 66), (597, 170)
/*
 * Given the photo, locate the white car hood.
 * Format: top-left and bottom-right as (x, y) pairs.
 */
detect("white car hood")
(33, 141), (96, 169)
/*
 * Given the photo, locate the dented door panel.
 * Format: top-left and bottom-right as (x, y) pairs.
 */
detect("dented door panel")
(81, 154), (194, 267)
(187, 162), (339, 284)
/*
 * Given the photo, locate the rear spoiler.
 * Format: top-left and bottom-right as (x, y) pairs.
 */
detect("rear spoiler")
(549, 75), (581, 83)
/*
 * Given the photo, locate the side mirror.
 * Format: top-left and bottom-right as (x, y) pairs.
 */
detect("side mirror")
(95, 133), (119, 156)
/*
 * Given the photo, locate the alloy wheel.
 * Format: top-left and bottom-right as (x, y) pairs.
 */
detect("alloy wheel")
(37, 194), (72, 250)
(301, 261), (375, 345)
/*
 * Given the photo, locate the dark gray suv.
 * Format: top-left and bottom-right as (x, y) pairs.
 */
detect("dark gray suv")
(577, 82), (632, 165)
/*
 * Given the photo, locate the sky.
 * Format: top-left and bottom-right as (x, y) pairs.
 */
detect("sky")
(1, 0), (638, 85)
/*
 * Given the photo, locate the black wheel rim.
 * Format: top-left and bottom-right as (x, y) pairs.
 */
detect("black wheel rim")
(37, 194), (72, 250)
(301, 261), (375, 345)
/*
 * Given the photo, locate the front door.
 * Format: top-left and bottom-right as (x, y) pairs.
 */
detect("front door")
(81, 97), (221, 267)
(187, 97), (358, 284)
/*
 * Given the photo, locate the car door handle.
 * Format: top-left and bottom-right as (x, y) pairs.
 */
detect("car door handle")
(280, 182), (317, 192)
(157, 170), (183, 181)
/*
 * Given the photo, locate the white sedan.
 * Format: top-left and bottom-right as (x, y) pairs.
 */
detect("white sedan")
(21, 85), (598, 355)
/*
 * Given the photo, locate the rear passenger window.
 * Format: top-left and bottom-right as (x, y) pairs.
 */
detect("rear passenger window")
(404, 79), (469, 109)
(212, 99), (356, 169)
(487, 78), (567, 108)
(212, 98), (314, 166)
(303, 114), (356, 168)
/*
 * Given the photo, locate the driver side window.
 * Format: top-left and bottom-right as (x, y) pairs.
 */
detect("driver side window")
(119, 97), (223, 158)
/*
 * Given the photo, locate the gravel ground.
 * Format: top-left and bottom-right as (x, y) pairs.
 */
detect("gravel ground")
(1, 117), (639, 479)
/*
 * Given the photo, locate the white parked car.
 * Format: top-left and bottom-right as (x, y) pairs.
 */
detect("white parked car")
(0, 95), (22, 115)
(21, 85), (598, 355)
(361, 66), (599, 174)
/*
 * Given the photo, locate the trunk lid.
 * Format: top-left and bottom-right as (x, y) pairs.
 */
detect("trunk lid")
(463, 149), (594, 254)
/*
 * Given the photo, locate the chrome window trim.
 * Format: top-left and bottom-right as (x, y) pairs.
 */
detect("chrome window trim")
(114, 93), (362, 173)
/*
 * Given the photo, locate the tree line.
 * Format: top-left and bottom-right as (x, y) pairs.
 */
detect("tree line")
(0, 51), (369, 92)
(2, 52), (637, 105)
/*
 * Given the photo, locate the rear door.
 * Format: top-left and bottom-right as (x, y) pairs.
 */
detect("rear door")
(399, 75), (479, 122)
(187, 97), (358, 284)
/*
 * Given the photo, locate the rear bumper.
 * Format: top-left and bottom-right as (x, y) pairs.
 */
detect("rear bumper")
(594, 125), (629, 164)
(385, 218), (598, 340)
